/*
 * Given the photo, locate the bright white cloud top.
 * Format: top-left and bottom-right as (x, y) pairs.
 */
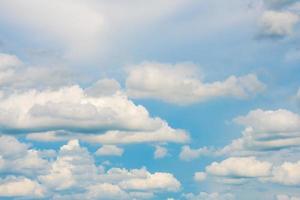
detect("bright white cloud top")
(126, 62), (265, 105)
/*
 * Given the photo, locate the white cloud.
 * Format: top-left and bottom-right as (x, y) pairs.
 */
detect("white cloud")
(95, 145), (124, 157)
(85, 79), (121, 97)
(0, 53), (72, 90)
(271, 161), (300, 186)
(23, 139), (181, 198)
(38, 140), (98, 191)
(234, 109), (300, 133)
(126, 62), (265, 105)
(259, 10), (299, 38)
(194, 172), (207, 183)
(154, 145), (168, 159)
(0, 83), (189, 145)
(86, 183), (130, 200)
(206, 157), (272, 178)
(221, 109), (300, 154)
(26, 125), (189, 145)
(183, 192), (235, 200)
(0, 176), (45, 198)
(0, 135), (51, 175)
(179, 145), (214, 161)
(0, 53), (22, 70)
(119, 171), (180, 192)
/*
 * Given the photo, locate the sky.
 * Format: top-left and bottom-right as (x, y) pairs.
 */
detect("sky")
(0, 0), (300, 199)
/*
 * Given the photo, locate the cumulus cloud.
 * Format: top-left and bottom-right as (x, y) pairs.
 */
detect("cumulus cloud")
(38, 139), (98, 191)
(194, 172), (207, 183)
(0, 137), (181, 199)
(179, 145), (215, 161)
(0, 135), (51, 175)
(0, 53), (72, 91)
(0, 176), (45, 198)
(85, 79), (121, 97)
(206, 157), (272, 178)
(126, 62), (265, 105)
(183, 192), (235, 200)
(258, 10), (299, 38)
(221, 109), (300, 154)
(271, 161), (300, 185)
(0, 82), (188, 145)
(154, 145), (168, 159)
(95, 145), (124, 156)
(85, 183), (130, 200)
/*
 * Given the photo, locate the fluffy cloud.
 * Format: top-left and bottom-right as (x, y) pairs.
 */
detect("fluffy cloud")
(154, 145), (168, 159)
(221, 109), (300, 154)
(85, 183), (130, 200)
(38, 140), (98, 191)
(95, 145), (124, 156)
(0, 81), (188, 145)
(271, 161), (300, 185)
(119, 171), (180, 192)
(0, 53), (72, 91)
(0, 135), (51, 175)
(126, 62), (265, 105)
(183, 192), (235, 200)
(85, 79), (121, 97)
(179, 145), (215, 161)
(259, 10), (299, 38)
(206, 157), (272, 178)
(194, 172), (207, 183)
(0, 176), (45, 198)
(44, 139), (180, 198)
(0, 137), (181, 199)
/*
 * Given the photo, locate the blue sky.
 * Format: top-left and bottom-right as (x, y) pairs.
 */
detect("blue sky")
(0, 0), (300, 199)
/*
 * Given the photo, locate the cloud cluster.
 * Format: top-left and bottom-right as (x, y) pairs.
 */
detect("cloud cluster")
(0, 176), (45, 198)
(126, 62), (265, 105)
(223, 109), (300, 153)
(0, 136), (181, 199)
(190, 107), (300, 195)
(0, 55), (189, 146)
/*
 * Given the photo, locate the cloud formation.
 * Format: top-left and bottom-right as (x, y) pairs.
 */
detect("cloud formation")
(126, 62), (265, 105)
(95, 145), (124, 156)
(258, 10), (299, 38)
(0, 137), (181, 199)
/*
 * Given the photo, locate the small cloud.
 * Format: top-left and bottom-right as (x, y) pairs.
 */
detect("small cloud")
(154, 145), (168, 159)
(95, 145), (124, 157)
(257, 10), (299, 39)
